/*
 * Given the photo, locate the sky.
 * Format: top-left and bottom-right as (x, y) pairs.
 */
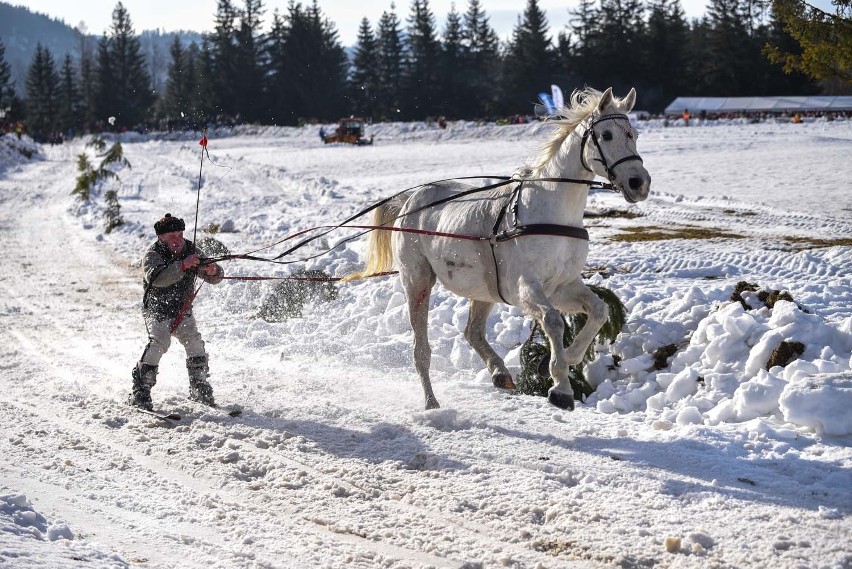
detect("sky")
(13, 0), (719, 45)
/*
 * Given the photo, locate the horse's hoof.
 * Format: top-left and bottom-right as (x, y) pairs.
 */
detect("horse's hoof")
(425, 398), (440, 410)
(548, 389), (575, 411)
(492, 372), (516, 390)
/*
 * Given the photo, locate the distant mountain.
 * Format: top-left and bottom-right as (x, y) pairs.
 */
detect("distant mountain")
(0, 2), (202, 96)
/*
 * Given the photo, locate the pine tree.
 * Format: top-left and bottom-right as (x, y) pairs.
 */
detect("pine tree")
(163, 35), (195, 126)
(0, 38), (16, 116)
(502, 0), (555, 114)
(57, 54), (78, 133)
(194, 38), (217, 124)
(25, 43), (60, 140)
(350, 17), (381, 120)
(210, 0), (240, 120)
(565, 0), (601, 87)
(265, 9), (291, 124)
(308, 1), (348, 121)
(461, 0), (501, 118)
(439, 5), (464, 119)
(644, 0), (690, 111)
(701, 0), (755, 95)
(404, 0), (441, 119)
(376, 4), (405, 120)
(77, 34), (98, 131)
(765, 0), (851, 84)
(264, 2), (347, 124)
(99, 2), (155, 128)
(233, 0), (266, 123)
(595, 0), (648, 95)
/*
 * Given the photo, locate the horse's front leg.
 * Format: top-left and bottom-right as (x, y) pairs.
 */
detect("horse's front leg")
(548, 280), (608, 408)
(402, 268), (440, 410)
(464, 300), (515, 390)
(518, 280), (575, 410)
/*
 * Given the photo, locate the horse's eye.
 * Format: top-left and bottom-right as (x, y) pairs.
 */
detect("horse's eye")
(602, 131), (613, 141)
(627, 132), (634, 140)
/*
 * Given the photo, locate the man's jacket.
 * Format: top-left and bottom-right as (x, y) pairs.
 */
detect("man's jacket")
(142, 239), (224, 319)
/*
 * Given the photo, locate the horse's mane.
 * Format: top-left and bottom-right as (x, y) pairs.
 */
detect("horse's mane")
(531, 87), (617, 175)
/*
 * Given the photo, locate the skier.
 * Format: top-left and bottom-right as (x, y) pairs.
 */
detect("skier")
(129, 213), (225, 411)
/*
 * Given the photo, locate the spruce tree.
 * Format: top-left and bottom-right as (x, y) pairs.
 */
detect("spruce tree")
(566, 0), (601, 87)
(57, 54), (78, 134)
(644, 0), (690, 110)
(210, 0), (240, 120)
(404, 0), (441, 119)
(233, 0), (266, 123)
(502, 0), (555, 114)
(595, 0), (648, 95)
(99, 2), (155, 128)
(25, 43), (60, 140)
(0, 38), (16, 117)
(77, 35), (98, 131)
(461, 0), (501, 118)
(440, 6), (464, 119)
(701, 0), (755, 95)
(765, 0), (851, 84)
(350, 17), (381, 120)
(163, 36), (194, 125)
(308, 1), (348, 121)
(265, 9), (291, 124)
(376, 4), (405, 121)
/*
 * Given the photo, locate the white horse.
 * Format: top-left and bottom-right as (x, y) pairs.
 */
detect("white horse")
(348, 87), (651, 410)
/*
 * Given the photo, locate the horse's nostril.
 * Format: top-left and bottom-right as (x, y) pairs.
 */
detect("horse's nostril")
(628, 177), (644, 190)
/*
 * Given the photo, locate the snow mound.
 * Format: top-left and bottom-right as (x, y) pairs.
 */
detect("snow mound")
(587, 286), (852, 435)
(0, 494), (127, 567)
(0, 134), (41, 171)
(780, 372), (852, 436)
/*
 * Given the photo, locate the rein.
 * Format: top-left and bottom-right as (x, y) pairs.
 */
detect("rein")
(202, 175), (614, 285)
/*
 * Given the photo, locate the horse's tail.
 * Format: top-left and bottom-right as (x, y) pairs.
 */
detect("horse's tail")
(342, 195), (406, 282)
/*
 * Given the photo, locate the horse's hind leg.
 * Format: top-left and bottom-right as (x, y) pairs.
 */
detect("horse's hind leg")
(401, 263), (440, 409)
(464, 300), (515, 390)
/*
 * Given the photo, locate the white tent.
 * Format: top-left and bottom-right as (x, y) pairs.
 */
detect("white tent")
(664, 96), (852, 115)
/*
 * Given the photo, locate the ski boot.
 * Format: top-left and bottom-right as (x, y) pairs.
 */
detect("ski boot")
(187, 355), (215, 406)
(129, 363), (158, 411)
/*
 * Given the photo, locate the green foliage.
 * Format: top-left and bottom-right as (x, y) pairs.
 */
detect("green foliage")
(72, 153), (95, 201)
(765, 0), (852, 83)
(103, 190), (124, 233)
(258, 270), (339, 322)
(86, 135), (107, 153)
(517, 284), (627, 400)
(99, 141), (130, 170)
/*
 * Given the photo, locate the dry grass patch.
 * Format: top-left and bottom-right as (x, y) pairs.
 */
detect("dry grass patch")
(783, 236), (852, 249)
(610, 225), (745, 242)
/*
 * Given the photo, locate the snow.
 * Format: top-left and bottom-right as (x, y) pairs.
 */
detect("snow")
(1, 117), (851, 568)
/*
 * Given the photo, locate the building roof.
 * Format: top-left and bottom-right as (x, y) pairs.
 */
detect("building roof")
(664, 96), (852, 115)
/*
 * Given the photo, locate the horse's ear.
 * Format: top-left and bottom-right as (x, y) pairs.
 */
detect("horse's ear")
(623, 88), (636, 112)
(597, 88), (614, 112)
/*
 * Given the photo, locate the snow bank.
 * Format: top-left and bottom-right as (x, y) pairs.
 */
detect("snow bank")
(0, 494), (125, 567)
(0, 134), (41, 171)
(587, 284), (852, 435)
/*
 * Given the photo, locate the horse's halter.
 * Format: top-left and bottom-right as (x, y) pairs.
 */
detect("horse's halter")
(579, 113), (643, 183)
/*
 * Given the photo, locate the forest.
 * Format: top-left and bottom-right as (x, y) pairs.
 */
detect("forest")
(0, 0), (845, 138)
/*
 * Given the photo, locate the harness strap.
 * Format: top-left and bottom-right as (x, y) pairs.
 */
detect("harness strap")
(488, 181), (525, 304)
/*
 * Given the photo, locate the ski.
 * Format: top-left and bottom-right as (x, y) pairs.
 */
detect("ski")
(135, 408), (182, 421)
(189, 400), (243, 417)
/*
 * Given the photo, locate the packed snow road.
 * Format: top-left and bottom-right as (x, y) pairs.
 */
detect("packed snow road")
(0, 120), (850, 569)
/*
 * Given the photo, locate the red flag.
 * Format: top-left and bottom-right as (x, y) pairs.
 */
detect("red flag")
(199, 136), (208, 148)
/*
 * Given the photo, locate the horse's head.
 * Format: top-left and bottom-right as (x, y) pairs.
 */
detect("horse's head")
(581, 88), (651, 204)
